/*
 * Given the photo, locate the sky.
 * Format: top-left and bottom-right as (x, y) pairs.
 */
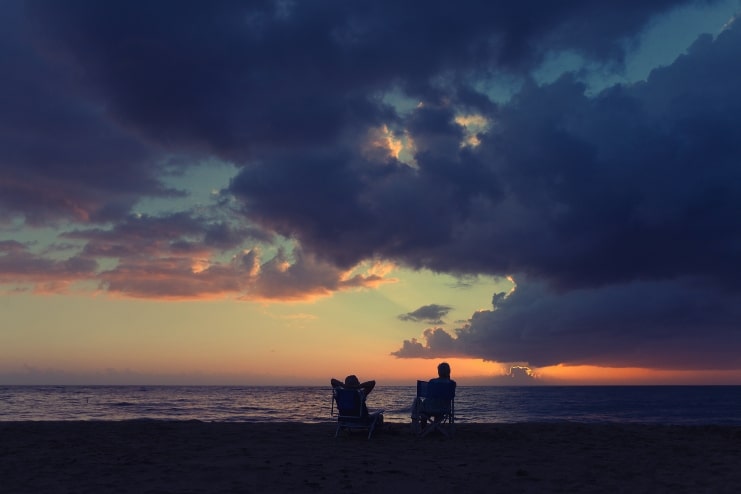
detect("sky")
(2, 0), (741, 386)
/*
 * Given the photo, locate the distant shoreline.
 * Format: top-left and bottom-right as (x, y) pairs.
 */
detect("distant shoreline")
(2, 421), (741, 493)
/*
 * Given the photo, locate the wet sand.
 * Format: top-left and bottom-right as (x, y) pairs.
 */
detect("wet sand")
(2, 421), (741, 493)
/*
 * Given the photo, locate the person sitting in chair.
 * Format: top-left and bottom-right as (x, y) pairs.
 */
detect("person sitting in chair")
(331, 375), (377, 417)
(331, 375), (384, 437)
(411, 362), (455, 428)
(331, 375), (375, 396)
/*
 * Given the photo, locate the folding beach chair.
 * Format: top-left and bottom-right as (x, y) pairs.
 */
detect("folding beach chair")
(415, 379), (456, 437)
(331, 387), (384, 439)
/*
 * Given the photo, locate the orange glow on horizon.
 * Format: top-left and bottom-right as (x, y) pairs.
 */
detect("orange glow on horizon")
(360, 360), (741, 386)
(536, 364), (741, 385)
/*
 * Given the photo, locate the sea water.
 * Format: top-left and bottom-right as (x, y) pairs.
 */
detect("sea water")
(1, 385), (740, 424)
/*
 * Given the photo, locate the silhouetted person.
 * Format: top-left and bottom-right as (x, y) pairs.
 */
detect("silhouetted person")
(331, 374), (377, 417)
(411, 362), (455, 428)
(331, 374), (376, 396)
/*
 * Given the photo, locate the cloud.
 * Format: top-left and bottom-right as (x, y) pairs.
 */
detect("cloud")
(0, 3), (182, 226)
(9, 243), (389, 302)
(391, 327), (466, 359)
(0, 240), (97, 293)
(1, 213), (390, 300)
(224, 20), (741, 289)
(238, 247), (391, 302)
(21, 0), (695, 159)
(506, 365), (538, 383)
(394, 277), (741, 370)
(398, 304), (453, 324)
(95, 244), (390, 301)
(65, 212), (264, 259)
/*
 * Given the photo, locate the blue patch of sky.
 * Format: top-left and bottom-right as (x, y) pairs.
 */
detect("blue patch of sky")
(379, 86), (419, 116)
(380, 2), (739, 124)
(1, 218), (80, 260)
(134, 158), (237, 216)
(534, 0), (740, 93)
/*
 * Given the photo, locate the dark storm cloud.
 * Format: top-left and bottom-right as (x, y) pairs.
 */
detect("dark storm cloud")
(393, 278), (741, 370)
(388, 20), (741, 369)
(3, 1), (740, 366)
(21, 0), (700, 159)
(0, 2), (182, 226)
(398, 304), (453, 324)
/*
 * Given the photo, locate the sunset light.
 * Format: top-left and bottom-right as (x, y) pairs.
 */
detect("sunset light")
(2, 0), (741, 387)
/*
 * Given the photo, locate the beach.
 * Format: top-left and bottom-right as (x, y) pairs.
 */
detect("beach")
(2, 421), (740, 493)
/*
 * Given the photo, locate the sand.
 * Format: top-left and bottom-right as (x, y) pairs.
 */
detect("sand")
(1, 421), (741, 493)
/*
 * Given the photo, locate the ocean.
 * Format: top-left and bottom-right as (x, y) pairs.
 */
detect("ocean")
(1, 385), (740, 424)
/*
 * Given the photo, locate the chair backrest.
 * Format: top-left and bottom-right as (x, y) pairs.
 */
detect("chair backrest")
(333, 387), (366, 418)
(417, 379), (456, 400)
(417, 379), (456, 416)
(416, 380), (428, 399)
(426, 380), (456, 401)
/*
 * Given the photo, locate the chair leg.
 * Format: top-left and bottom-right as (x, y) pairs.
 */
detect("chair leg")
(368, 413), (383, 439)
(419, 416), (453, 437)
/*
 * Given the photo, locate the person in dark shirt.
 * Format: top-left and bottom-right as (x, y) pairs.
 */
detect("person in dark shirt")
(411, 362), (455, 430)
